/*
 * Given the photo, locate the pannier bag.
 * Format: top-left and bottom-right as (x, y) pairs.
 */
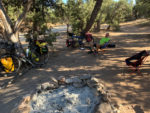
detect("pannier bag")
(0, 57), (14, 72)
(36, 40), (47, 48)
(35, 40), (48, 54)
(66, 39), (75, 47)
(85, 33), (93, 42)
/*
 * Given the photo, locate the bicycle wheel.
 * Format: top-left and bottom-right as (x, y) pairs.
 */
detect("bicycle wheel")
(0, 54), (21, 76)
(30, 46), (49, 66)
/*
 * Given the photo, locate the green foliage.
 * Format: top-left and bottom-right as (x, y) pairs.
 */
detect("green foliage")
(2, 0), (24, 23)
(44, 30), (58, 46)
(63, 0), (95, 34)
(100, 0), (133, 31)
(25, 26), (59, 46)
(24, 0), (61, 46)
(134, 0), (150, 18)
(111, 21), (120, 31)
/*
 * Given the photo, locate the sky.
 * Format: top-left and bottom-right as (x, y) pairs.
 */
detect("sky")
(62, 0), (136, 4)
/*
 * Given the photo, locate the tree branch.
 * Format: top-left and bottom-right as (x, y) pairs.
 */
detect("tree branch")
(14, 0), (33, 33)
(0, 0), (13, 34)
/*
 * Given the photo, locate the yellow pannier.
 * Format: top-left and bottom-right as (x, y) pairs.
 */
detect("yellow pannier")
(36, 41), (47, 47)
(36, 40), (48, 54)
(0, 57), (14, 72)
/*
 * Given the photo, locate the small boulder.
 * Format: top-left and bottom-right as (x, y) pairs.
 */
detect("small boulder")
(58, 76), (66, 85)
(65, 77), (82, 84)
(96, 83), (105, 93)
(41, 82), (58, 91)
(50, 77), (58, 84)
(101, 93), (110, 102)
(79, 75), (91, 80)
(41, 82), (50, 90)
(87, 77), (99, 88)
(96, 102), (114, 113)
(32, 94), (37, 102)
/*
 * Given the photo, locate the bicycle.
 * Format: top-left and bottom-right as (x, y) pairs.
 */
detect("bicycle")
(26, 38), (49, 66)
(66, 32), (84, 48)
(0, 38), (49, 77)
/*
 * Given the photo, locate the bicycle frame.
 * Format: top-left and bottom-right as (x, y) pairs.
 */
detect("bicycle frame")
(18, 53), (35, 67)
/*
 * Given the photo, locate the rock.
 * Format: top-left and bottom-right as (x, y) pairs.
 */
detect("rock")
(91, 77), (99, 83)
(49, 83), (59, 89)
(11, 95), (31, 113)
(100, 90), (111, 103)
(65, 78), (73, 84)
(96, 86), (103, 92)
(73, 82), (85, 88)
(101, 93), (110, 102)
(41, 82), (50, 90)
(32, 94), (37, 102)
(41, 82), (58, 91)
(96, 83), (105, 92)
(71, 77), (82, 83)
(99, 83), (104, 89)
(58, 76), (66, 85)
(36, 84), (42, 94)
(87, 77), (99, 88)
(36, 84), (41, 90)
(96, 102), (114, 113)
(50, 77), (58, 84)
(79, 75), (91, 80)
(65, 77), (82, 84)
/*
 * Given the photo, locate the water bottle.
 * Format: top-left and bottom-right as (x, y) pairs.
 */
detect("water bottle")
(26, 48), (29, 57)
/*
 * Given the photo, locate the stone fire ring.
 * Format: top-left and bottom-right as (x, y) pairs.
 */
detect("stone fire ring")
(11, 75), (118, 113)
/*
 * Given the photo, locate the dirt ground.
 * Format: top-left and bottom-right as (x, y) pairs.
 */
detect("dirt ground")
(0, 19), (150, 113)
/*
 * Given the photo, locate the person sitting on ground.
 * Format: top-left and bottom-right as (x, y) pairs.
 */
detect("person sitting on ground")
(95, 33), (110, 52)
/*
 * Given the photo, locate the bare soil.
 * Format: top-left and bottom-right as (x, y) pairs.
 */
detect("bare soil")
(0, 19), (150, 113)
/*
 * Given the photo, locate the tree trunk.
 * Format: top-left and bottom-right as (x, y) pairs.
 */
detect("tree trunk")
(82, 0), (103, 33)
(95, 19), (100, 32)
(107, 25), (111, 30)
(0, 0), (16, 42)
(0, 0), (32, 43)
(67, 24), (69, 33)
(0, 21), (7, 40)
(95, 11), (103, 32)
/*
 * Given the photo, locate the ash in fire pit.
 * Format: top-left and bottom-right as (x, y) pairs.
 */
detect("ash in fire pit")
(12, 76), (117, 113)
(30, 86), (100, 113)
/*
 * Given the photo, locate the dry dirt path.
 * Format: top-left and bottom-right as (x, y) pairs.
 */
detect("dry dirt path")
(0, 19), (150, 113)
